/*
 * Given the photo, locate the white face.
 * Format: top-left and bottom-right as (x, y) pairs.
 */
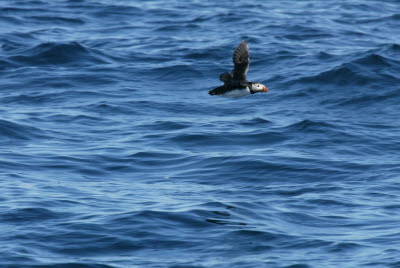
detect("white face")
(251, 83), (267, 93)
(253, 83), (263, 90)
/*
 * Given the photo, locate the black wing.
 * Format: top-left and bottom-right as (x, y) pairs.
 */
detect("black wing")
(231, 40), (249, 81)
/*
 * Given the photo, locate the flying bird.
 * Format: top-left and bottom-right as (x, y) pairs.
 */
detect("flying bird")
(209, 40), (268, 98)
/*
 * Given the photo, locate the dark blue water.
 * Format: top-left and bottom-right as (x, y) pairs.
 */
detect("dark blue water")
(1, 0), (400, 267)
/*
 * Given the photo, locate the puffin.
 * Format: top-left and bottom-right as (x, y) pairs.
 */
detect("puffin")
(209, 40), (268, 98)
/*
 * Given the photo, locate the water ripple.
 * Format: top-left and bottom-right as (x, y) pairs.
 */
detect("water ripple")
(1, 0), (400, 267)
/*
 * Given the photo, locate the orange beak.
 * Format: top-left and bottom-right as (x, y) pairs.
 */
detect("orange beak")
(263, 85), (268, 93)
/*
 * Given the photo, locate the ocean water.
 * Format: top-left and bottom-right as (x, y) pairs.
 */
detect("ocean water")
(1, 0), (400, 267)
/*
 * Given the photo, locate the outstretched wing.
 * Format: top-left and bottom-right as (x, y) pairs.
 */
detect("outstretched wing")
(231, 40), (249, 81)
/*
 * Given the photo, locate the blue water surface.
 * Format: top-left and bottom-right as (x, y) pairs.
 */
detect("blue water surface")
(1, 0), (400, 267)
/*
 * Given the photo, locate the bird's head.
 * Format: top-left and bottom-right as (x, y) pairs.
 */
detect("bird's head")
(250, 83), (268, 93)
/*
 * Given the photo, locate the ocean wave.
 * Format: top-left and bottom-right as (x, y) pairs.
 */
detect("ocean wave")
(292, 49), (399, 90)
(169, 130), (287, 147)
(2, 0), (400, 267)
(282, 119), (342, 133)
(8, 42), (110, 66)
(0, 59), (15, 70)
(90, 4), (142, 18)
(0, 119), (46, 141)
(30, 263), (116, 268)
(1, 207), (64, 223)
(353, 53), (394, 67)
(0, 15), (22, 25)
(336, 89), (400, 107)
(300, 64), (372, 86)
(28, 15), (85, 25)
(355, 13), (400, 24)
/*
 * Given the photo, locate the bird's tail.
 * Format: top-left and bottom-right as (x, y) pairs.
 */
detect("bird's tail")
(209, 85), (226, 95)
